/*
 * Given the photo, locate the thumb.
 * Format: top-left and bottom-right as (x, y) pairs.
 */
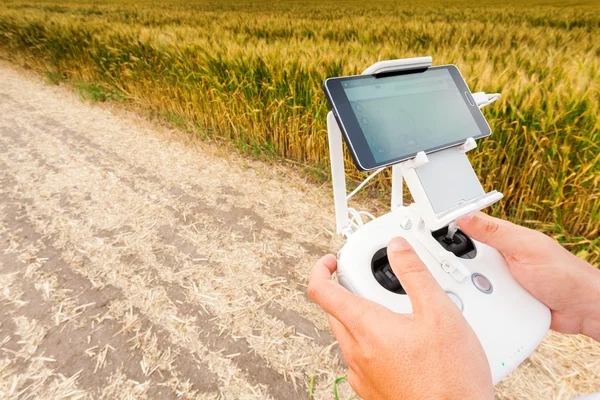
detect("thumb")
(387, 237), (447, 316)
(457, 212), (521, 257)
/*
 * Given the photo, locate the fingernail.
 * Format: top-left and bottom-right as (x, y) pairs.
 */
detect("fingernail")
(389, 237), (412, 252)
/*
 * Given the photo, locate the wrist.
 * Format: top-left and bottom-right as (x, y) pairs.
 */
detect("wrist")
(577, 259), (600, 341)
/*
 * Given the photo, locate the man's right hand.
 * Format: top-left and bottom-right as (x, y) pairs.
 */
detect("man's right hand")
(458, 213), (600, 341)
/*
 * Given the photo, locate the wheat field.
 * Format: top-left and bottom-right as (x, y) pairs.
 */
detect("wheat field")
(0, 0), (598, 264)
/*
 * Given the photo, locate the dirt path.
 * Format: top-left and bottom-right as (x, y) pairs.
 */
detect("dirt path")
(0, 61), (598, 400)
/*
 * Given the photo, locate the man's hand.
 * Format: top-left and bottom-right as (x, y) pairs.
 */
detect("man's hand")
(308, 237), (493, 400)
(458, 212), (600, 341)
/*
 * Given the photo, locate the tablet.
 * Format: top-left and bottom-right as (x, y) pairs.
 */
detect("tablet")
(323, 65), (491, 171)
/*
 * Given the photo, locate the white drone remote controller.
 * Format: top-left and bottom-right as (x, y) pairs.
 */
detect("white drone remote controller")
(326, 57), (551, 385)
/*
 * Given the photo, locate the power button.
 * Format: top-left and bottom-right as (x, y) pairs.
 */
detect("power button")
(472, 273), (493, 294)
(445, 291), (464, 312)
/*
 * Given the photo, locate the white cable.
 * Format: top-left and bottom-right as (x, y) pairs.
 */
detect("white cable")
(479, 94), (501, 109)
(359, 211), (376, 221)
(345, 168), (384, 232)
(472, 92), (501, 109)
(348, 208), (364, 228)
(346, 208), (377, 234)
(346, 167), (385, 200)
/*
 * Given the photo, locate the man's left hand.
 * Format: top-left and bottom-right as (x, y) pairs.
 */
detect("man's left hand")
(308, 237), (493, 400)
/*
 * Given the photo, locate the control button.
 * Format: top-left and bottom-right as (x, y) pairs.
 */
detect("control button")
(441, 261), (451, 273)
(446, 291), (463, 311)
(472, 273), (493, 294)
(439, 260), (469, 282)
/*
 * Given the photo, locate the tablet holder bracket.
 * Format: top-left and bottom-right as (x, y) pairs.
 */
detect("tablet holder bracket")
(327, 56), (503, 236)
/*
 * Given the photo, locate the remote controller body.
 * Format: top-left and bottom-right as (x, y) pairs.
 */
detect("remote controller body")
(326, 57), (552, 385)
(336, 204), (551, 385)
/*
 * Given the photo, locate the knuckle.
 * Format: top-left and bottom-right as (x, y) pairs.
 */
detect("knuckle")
(428, 309), (468, 340)
(535, 230), (555, 246)
(428, 308), (454, 328)
(403, 255), (425, 273)
(347, 369), (361, 393)
(361, 341), (377, 363)
(390, 249), (424, 274)
(397, 259), (426, 282)
(341, 348), (357, 369)
(429, 312), (446, 328)
(484, 220), (500, 234)
(344, 306), (365, 335)
(306, 281), (320, 301)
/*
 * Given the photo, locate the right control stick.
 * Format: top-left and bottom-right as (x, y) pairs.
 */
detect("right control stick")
(432, 226), (477, 259)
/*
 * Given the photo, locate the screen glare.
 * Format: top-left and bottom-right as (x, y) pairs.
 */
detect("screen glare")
(342, 69), (481, 163)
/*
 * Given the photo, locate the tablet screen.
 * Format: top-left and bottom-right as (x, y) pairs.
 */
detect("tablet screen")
(324, 65), (491, 171)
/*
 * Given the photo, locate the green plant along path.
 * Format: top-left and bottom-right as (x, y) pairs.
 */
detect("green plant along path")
(0, 0), (598, 263)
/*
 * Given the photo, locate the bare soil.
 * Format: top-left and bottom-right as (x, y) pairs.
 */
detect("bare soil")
(0, 61), (598, 399)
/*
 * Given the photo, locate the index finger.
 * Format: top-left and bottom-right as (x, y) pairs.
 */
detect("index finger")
(457, 212), (525, 257)
(307, 255), (369, 336)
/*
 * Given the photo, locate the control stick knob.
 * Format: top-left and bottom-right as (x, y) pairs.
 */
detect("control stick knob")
(432, 226), (477, 259)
